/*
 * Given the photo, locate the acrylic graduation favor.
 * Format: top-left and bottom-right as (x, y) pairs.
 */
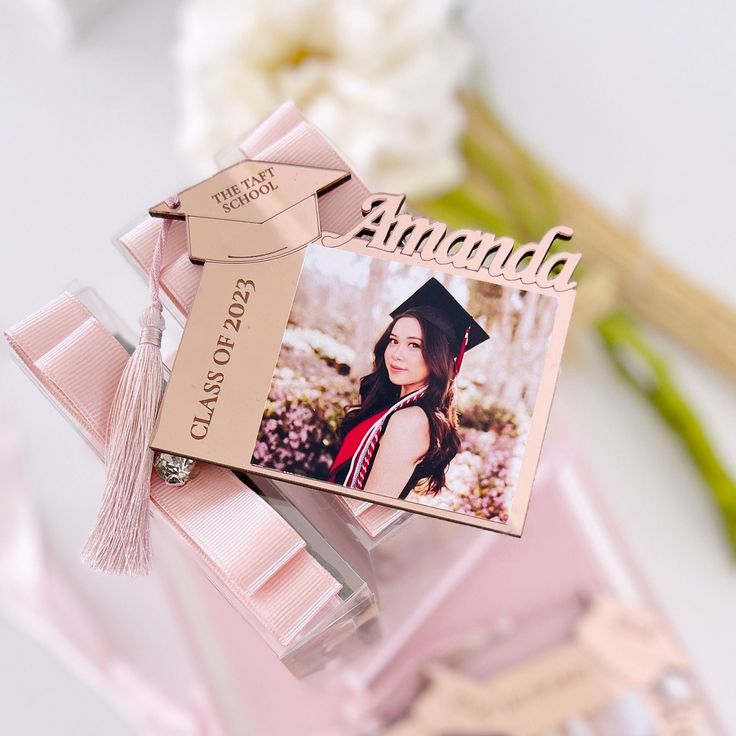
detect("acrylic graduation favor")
(115, 104), (409, 542)
(145, 103), (581, 537)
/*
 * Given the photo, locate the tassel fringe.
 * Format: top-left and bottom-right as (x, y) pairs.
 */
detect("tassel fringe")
(82, 305), (165, 575)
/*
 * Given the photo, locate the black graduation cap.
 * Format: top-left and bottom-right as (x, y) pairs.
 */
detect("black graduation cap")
(389, 277), (489, 373)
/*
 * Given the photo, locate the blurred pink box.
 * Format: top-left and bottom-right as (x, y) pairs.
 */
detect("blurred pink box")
(169, 438), (725, 735)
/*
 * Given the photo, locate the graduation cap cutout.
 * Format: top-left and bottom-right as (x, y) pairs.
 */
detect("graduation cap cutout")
(390, 277), (490, 374)
(150, 159), (350, 263)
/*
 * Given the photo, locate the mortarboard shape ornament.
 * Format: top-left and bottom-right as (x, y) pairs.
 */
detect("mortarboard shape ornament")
(149, 160), (349, 263)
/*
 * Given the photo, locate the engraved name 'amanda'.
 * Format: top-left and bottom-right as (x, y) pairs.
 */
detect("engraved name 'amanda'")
(323, 194), (579, 292)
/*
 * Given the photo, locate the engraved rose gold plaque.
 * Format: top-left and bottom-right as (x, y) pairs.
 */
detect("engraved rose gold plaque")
(151, 161), (581, 537)
(149, 160), (349, 263)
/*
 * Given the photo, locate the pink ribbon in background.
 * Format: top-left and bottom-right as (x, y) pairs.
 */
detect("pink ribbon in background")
(4, 292), (343, 649)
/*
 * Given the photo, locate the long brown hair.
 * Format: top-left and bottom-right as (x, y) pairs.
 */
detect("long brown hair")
(339, 306), (461, 495)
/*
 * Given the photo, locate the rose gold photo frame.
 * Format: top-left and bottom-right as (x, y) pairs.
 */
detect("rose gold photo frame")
(150, 162), (579, 536)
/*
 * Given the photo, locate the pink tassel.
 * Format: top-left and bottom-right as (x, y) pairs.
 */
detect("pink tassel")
(82, 204), (176, 574)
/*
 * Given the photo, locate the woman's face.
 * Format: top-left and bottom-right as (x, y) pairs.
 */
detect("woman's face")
(385, 316), (430, 394)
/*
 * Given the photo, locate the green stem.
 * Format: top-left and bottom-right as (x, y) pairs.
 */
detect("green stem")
(416, 160), (736, 554)
(597, 310), (736, 551)
(461, 133), (553, 239)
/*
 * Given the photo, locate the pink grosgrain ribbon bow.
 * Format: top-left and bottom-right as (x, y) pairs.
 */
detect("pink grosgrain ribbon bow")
(4, 292), (342, 646)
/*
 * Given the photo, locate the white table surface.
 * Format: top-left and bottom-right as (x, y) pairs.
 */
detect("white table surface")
(1, 1), (734, 733)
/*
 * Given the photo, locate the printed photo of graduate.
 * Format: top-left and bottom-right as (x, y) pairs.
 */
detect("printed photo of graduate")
(252, 245), (558, 523)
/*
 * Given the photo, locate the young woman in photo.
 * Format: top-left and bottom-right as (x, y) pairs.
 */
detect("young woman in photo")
(328, 278), (488, 500)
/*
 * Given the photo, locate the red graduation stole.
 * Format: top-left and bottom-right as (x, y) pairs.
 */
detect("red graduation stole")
(328, 385), (427, 490)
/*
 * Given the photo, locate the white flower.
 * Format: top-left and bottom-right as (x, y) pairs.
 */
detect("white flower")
(176, 0), (470, 198)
